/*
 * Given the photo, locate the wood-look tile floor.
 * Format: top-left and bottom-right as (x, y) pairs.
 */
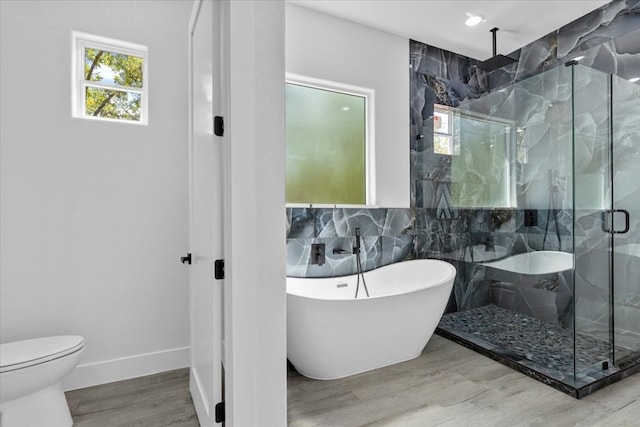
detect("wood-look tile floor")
(65, 336), (640, 426)
(65, 368), (199, 426)
(288, 335), (640, 427)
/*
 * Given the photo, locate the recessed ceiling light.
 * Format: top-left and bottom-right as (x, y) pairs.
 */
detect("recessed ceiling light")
(465, 13), (484, 27)
(629, 77), (640, 83)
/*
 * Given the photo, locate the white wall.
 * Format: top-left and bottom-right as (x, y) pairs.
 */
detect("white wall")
(285, 4), (410, 208)
(226, 2), (287, 425)
(0, 0), (192, 390)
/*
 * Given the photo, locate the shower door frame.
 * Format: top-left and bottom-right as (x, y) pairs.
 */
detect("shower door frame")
(609, 72), (640, 365)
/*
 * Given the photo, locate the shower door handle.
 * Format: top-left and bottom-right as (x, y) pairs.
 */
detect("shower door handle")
(613, 209), (630, 234)
(602, 209), (630, 234)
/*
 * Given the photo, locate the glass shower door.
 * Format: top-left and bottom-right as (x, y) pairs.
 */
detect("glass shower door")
(611, 73), (640, 364)
(572, 64), (613, 379)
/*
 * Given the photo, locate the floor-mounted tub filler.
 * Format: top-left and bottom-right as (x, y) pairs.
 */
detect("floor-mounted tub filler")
(287, 259), (456, 380)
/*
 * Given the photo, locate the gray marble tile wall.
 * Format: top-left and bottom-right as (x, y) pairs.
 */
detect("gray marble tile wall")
(489, 0), (640, 91)
(412, 0), (639, 210)
(286, 207), (571, 276)
(407, 0), (640, 328)
(286, 208), (414, 277)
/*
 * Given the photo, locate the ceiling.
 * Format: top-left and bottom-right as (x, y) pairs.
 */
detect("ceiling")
(287, 1), (611, 60)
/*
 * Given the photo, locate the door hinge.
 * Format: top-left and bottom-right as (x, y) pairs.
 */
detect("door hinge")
(215, 259), (225, 280)
(214, 116), (224, 137)
(215, 400), (225, 423)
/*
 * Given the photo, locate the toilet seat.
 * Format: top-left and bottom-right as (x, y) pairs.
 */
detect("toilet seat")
(0, 336), (85, 373)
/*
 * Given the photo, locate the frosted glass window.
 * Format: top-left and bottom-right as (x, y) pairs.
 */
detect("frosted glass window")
(286, 83), (366, 205)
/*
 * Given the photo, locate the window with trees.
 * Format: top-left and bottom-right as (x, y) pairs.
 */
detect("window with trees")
(72, 32), (148, 124)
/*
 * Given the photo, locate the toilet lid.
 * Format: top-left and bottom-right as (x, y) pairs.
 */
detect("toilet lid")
(0, 335), (85, 373)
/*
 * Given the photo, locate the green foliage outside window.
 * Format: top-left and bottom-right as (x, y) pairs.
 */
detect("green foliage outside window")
(84, 48), (143, 121)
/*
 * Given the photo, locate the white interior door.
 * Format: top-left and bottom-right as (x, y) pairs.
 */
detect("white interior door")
(188, 0), (224, 425)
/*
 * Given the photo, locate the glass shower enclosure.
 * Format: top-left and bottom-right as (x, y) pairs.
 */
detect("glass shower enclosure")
(437, 63), (640, 397)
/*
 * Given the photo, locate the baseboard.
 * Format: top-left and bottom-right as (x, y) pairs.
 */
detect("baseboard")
(62, 346), (190, 391)
(190, 368), (209, 425)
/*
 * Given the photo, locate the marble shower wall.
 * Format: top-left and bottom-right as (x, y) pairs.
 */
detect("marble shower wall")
(412, 0), (640, 213)
(408, 0), (640, 329)
(488, 0), (640, 91)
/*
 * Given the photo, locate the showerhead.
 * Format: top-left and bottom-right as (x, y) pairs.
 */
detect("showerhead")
(478, 54), (517, 71)
(478, 27), (517, 72)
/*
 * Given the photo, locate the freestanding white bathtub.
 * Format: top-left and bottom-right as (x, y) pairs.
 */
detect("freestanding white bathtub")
(287, 259), (456, 380)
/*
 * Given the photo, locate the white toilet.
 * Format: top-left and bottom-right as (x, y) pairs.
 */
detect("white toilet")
(0, 335), (85, 427)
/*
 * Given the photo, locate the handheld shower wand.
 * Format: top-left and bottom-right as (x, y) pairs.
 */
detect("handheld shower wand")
(354, 228), (370, 298)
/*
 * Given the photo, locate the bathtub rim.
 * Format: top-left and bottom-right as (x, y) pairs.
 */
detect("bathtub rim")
(286, 259), (456, 302)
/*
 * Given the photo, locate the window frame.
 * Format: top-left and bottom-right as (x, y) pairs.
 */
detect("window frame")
(450, 106), (517, 208)
(433, 104), (459, 156)
(285, 73), (376, 208)
(72, 31), (148, 125)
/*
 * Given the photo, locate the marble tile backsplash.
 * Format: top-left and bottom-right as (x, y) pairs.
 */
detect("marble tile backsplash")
(286, 208), (414, 277)
(286, 207), (572, 278)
